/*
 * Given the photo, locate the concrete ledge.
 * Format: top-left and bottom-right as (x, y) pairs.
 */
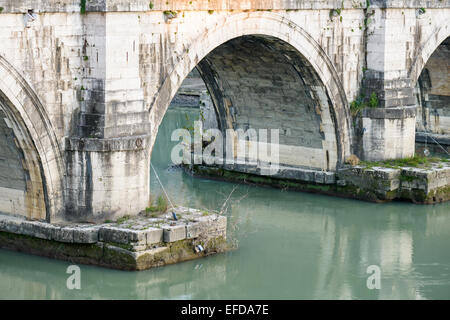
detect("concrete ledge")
(337, 163), (450, 203)
(187, 161), (450, 204)
(0, 207), (228, 270)
(416, 132), (450, 146)
(65, 134), (151, 152)
(1, 0), (449, 13)
(362, 106), (416, 119)
(218, 163), (336, 185)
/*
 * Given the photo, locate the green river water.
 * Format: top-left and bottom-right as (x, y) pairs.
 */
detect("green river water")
(1, 107), (450, 300)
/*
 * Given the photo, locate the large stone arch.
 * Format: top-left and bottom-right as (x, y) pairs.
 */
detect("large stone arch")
(411, 17), (450, 135)
(409, 20), (450, 84)
(0, 55), (64, 222)
(149, 11), (352, 168)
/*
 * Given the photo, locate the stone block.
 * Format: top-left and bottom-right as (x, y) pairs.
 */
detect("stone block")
(21, 221), (53, 240)
(163, 225), (186, 242)
(98, 226), (129, 244)
(0, 215), (23, 234)
(186, 221), (208, 239)
(73, 227), (99, 243)
(145, 228), (164, 245)
(53, 227), (75, 243)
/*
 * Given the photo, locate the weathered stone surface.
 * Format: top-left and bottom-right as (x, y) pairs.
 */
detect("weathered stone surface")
(145, 228), (164, 245)
(73, 227), (99, 244)
(0, 209), (229, 270)
(163, 225), (187, 243)
(53, 227), (75, 243)
(99, 227), (130, 244)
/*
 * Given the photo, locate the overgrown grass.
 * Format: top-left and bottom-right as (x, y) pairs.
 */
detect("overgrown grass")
(116, 215), (131, 224)
(145, 194), (169, 217)
(361, 155), (448, 169)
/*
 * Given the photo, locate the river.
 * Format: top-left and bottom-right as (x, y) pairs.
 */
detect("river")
(1, 107), (449, 300)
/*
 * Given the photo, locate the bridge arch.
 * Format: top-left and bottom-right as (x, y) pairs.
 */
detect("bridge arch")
(149, 11), (352, 169)
(0, 55), (64, 222)
(409, 20), (450, 84)
(412, 21), (450, 135)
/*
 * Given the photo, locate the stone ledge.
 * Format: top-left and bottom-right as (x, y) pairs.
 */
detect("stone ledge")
(65, 134), (151, 152)
(0, 207), (226, 247)
(0, 231), (229, 271)
(0, 207), (228, 270)
(1, 0), (449, 13)
(218, 163), (336, 185)
(362, 106), (416, 119)
(416, 132), (450, 146)
(187, 161), (450, 204)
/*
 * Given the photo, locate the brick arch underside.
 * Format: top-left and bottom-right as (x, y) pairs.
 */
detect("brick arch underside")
(196, 35), (338, 171)
(0, 94), (46, 220)
(415, 37), (450, 134)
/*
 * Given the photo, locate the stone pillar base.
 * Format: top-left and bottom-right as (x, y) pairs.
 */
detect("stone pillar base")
(361, 106), (416, 161)
(64, 135), (151, 223)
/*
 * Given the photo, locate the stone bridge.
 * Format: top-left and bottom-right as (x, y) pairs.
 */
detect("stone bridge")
(0, 0), (448, 223)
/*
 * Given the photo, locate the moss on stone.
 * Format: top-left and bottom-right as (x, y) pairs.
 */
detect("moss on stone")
(0, 230), (229, 271)
(189, 164), (450, 205)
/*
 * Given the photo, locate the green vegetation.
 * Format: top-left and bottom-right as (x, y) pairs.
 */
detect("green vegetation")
(80, 0), (86, 14)
(116, 215), (131, 224)
(145, 194), (169, 216)
(329, 8), (342, 20)
(0, 7), (4, 13)
(149, 2), (154, 10)
(361, 155), (448, 169)
(163, 10), (178, 17)
(329, 1), (344, 21)
(350, 92), (379, 116)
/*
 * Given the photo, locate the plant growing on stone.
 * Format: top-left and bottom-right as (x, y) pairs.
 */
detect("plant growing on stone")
(80, 0), (86, 14)
(350, 92), (379, 116)
(145, 194), (169, 215)
(116, 215), (131, 224)
(369, 92), (378, 108)
(163, 10), (178, 19)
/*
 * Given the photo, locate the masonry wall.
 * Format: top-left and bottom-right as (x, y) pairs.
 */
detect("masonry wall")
(0, 1), (449, 221)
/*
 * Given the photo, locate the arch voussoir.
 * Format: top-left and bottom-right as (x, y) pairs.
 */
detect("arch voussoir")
(0, 55), (64, 222)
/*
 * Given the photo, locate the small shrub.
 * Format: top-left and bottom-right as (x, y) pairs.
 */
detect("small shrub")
(116, 215), (131, 224)
(369, 92), (378, 108)
(145, 194), (168, 216)
(80, 0), (86, 14)
(156, 195), (168, 213)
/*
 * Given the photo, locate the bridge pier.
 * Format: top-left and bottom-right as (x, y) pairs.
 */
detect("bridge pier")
(64, 136), (151, 223)
(356, 7), (419, 161)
